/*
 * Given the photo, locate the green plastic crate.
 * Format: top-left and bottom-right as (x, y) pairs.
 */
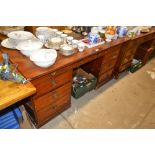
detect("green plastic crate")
(72, 68), (97, 99)
(129, 60), (143, 73)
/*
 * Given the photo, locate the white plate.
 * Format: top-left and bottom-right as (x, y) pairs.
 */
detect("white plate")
(1, 38), (16, 49)
(7, 31), (33, 40)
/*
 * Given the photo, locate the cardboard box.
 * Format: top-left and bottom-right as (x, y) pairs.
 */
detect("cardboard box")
(19, 105), (35, 129)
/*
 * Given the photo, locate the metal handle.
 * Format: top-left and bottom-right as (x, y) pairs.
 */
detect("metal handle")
(51, 79), (56, 87)
(51, 72), (56, 76)
(112, 55), (117, 59)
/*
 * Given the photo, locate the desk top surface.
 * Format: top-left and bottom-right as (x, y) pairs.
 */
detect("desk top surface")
(0, 37), (130, 80)
(0, 27), (155, 80)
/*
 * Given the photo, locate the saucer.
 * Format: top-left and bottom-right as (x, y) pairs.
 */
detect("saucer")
(1, 38), (16, 49)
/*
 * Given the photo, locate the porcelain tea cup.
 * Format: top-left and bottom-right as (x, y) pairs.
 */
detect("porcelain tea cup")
(72, 39), (79, 48)
(66, 36), (73, 45)
(78, 42), (85, 52)
(60, 33), (68, 43)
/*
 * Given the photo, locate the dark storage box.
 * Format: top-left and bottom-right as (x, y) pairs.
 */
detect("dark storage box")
(129, 59), (143, 73)
(72, 68), (97, 99)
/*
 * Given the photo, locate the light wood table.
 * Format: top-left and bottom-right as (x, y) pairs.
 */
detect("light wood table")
(0, 80), (36, 111)
(0, 51), (36, 111)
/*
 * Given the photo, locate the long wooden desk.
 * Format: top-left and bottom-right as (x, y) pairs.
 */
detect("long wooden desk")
(1, 28), (155, 127)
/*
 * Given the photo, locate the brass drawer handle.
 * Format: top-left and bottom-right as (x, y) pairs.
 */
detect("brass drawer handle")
(51, 79), (56, 87)
(51, 72), (56, 76)
(112, 55), (117, 59)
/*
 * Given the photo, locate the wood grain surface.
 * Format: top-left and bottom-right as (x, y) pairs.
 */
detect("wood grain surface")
(0, 80), (36, 110)
(0, 52), (36, 111)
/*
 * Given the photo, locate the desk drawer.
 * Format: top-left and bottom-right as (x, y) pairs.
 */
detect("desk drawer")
(124, 47), (135, 57)
(79, 54), (98, 66)
(32, 69), (72, 98)
(103, 52), (119, 62)
(34, 82), (71, 112)
(100, 59), (117, 74)
(35, 82), (71, 124)
(104, 45), (121, 58)
(119, 61), (131, 72)
(37, 101), (70, 124)
(122, 55), (133, 65)
(37, 102), (70, 124)
(98, 69), (113, 83)
(142, 33), (155, 42)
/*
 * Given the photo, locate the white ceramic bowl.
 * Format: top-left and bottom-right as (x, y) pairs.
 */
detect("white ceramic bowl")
(16, 39), (43, 57)
(105, 33), (114, 41)
(30, 49), (57, 68)
(7, 31), (34, 46)
(8, 31), (33, 40)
